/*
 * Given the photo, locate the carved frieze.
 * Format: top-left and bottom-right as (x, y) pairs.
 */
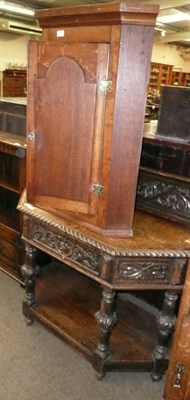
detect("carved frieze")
(137, 175), (190, 221)
(31, 223), (100, 275)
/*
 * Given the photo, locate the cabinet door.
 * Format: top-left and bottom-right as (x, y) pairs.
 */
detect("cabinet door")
(164, 261), (190, 400)
(27, 41), (110, 215)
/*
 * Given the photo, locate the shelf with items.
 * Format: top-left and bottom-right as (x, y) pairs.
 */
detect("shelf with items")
(171, 69), (190, 87)
(171, 69), (182, 86)
(148, 62), (173, 93)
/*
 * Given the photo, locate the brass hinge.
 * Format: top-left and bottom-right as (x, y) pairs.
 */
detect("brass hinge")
(91, 183), (104, 196)
(173, 363), (184, 388)
(99, 80), (112, 93)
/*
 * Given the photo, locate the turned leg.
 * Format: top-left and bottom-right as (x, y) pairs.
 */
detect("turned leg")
(151, 291), (179, 382)
(21, 244), (38, 325)
(93, 287), (117, 379)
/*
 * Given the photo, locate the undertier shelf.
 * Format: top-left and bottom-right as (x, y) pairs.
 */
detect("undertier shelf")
(26, 262), (160, 373)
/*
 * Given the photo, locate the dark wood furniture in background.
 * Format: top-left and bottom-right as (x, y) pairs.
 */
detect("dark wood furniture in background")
(0, 99), (26, 282)
(164, 260), (190, 400)
(137, 128), (190, 227)
(3, 69), (27, 97)
(137, 86), (190, 227)
(156, 86), (190, 142)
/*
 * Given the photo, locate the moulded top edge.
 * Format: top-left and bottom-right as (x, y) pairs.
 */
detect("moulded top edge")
(35, 1), (159, 22)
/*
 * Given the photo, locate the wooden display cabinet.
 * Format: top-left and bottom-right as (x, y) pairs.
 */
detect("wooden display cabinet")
(171, 69), (183, 87)
(0, 132), (26, 282)
(171, 70), (190, 87)
(26, 1), (159, 238)
(148, 62), (173, 92)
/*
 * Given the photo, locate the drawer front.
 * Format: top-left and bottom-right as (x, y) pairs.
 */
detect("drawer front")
(26, 219), (102, 278)
(112, 257), (187, 288)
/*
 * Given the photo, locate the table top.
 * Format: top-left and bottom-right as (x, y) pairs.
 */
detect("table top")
(18, 190), (190, 257)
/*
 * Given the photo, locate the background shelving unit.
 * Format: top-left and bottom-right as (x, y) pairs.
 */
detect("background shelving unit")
(171, 69), (190, 87)
(148, 63), (190, 93)
(148, 62), (173, 92)
(0, 132), (26, 282)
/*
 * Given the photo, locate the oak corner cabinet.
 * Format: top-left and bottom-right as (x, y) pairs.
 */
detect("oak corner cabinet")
(26, 1), (159, 238)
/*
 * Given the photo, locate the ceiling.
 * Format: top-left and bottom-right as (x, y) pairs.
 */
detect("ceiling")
(0, 0), (189, 46)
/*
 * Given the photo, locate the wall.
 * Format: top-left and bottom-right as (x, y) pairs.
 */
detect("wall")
(0, 32), (29, 71)
(151, 42), (190, 72)
(1, 31), (190, 71)
(0, 31), (189, 93)
(0, 31), (40, 95)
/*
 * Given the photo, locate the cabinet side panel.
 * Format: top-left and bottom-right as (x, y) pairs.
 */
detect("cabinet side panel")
(105, 25), (155, 232)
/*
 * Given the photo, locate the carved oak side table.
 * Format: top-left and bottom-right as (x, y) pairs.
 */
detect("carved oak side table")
(18, 192), (190, 380)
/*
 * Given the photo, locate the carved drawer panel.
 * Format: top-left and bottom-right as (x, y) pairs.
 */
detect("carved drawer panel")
(27, 220), (101, 277)
(112, 258), (187, 287)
